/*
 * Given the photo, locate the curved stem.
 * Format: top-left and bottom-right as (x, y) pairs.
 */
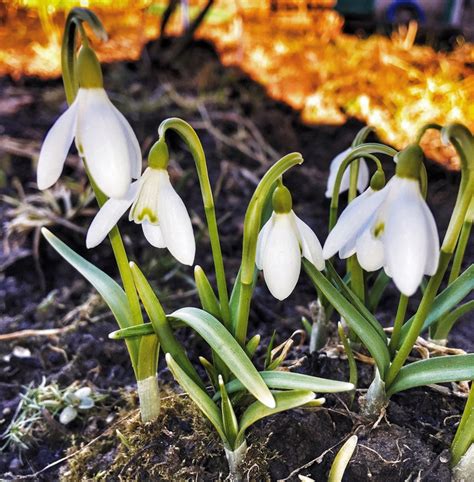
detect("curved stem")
(448, 220), (472, 284)
(415, 123), (442, 144)
(157, 118), (231, 329)
(234, 152), (303, 345)
(329, 150), (386, 231)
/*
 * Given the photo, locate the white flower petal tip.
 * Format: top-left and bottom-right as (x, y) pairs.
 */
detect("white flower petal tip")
(86, 182), (139, 249)
(325, 148), (369, 198)
(322, 188), (387, 259)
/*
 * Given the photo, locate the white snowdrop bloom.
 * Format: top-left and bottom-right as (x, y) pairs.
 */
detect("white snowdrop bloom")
(323, 145), (439, 297)
(87, 141), (195, 266)
(256, 184), (325, 301)
(325, 147), (370, 198)
(37, 46), (141, 199)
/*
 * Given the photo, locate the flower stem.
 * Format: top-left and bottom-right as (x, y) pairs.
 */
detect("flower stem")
(235, 152), (303, 345)
(137, 375), (161, 423)
(157, 119), (231, 329)
(388, 294), (409, 356)
(329, 146), (393, 230)
(448, 217), (472, 285)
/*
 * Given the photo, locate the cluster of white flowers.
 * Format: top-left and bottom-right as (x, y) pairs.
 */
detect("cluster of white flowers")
(37, 48), (439, 301)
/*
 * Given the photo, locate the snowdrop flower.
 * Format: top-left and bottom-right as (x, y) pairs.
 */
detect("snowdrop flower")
(37, 46), (141, 199)
(86, 140), (195, 266)
(323, 145), (439, 296)
(256, 182), (325, 300)
(325, 147), (369, 198)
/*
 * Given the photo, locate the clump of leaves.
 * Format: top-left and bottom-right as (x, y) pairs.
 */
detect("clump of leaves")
(2, 378), (106, 450)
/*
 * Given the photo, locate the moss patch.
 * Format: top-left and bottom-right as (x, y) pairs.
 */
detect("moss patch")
(60, 385), (275, 480)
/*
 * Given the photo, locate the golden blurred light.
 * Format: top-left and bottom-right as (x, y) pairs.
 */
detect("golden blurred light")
(0, 0), (472, 169)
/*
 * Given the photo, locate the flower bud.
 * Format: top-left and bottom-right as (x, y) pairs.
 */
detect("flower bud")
(370, 169), (386, 191)
(77, 46), (103, 89)
(395, 144), (424, 180)
(148, 139), (169, 170)
(272, 184), (292, 213)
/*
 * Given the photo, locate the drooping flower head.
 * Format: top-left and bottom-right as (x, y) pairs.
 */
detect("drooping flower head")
(256, 181), (325, 300)
(37, 45), (141, 199)
(323, 145), (439, 296)
(86, 139), (196, 266)
(325, 147), (370, 198)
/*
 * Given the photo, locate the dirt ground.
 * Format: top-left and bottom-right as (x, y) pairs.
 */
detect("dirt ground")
(0, 39), (472, 480)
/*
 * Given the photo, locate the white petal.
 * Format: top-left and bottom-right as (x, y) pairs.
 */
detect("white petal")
(325, 148), (351, 198)
(110, 103), (142, 179)
(142, 222), (166, 248)
(293, 212), (325, 270)
(384, 179), (428, 296)
(262, 214), (301, 300)
(86, 181), (139, 248)
(356, 226), (384, 272)
(339, 233), (357, 259)
(76, 89), (132, 199)
(156, 171), (195, 265)
(37, 99), (78, 190)
(420, 201), (440, 275)
(357, 158), (370, 193)
(256, 214), (274, 270)
(323, 187), (388, 259)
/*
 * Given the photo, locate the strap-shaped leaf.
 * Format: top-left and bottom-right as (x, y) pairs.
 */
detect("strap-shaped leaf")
(194, 265), (221, 320)
(169, 307), (275, 408)
(129, 262), (203, 388)
(43, 229), (132, 327)
(400, 265), (474, 341)
(42, 229), (138, 358)
(303, 260), (390, 378)
(214, 371), (354, 399)
(387, 354), (474, 396)
(166, 354), (228, 445)
(325, 262), (387, 343)
(218, 375), (239, 447)
(235, 390), (315, 447)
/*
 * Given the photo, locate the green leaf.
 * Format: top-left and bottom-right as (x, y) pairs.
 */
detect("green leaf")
(129, 262), (203, 388)
(218, 375), (239, 447)
(400, 265), (474, 341)
(387, 354), (474, 397)
(41, 229), (138, 361)
(431, 300), (474, 341)
(303, 260), (390, 378)
(235, 390), (315, 447)
(246, 334), (261, 359)
(166, 354), (228, 445)
(169, 307), (275, 408)
(194, 266), (221, 319)
(325, 262), (387, 343)
(214, 371), (354, 399)
(328, 435), (358, 482)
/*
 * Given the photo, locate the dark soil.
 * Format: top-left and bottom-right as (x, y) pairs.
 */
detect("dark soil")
(0, 38), (472, 480)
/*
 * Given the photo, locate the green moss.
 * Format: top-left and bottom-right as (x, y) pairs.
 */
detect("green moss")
(61, 386), (275, 480)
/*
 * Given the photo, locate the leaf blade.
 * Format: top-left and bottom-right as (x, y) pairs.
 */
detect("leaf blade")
(387, 354), (474, 396)
(169, 307), (275, 408)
